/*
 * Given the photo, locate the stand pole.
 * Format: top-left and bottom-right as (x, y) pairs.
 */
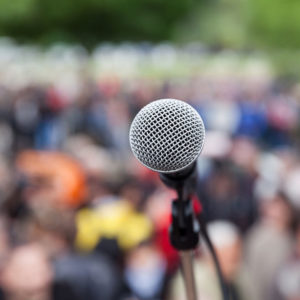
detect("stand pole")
(180, 251), (198, 300)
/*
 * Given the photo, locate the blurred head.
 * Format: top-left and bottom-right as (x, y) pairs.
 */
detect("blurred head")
(202, 221), (242, 281)
(125, 243), (166, 299)
(30, 203), (76, 258)
(119, 177), (144, 209)
(260, 192), (294, 231)
(1, 243), (53, 300)
(16, 150), (86, 209)
(230, 137), (258, 174)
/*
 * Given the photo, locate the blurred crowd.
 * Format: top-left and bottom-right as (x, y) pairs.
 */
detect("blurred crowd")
(0, 41), (299, 300)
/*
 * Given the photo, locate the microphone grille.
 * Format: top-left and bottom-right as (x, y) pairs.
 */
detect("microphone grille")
(129, 98), (205, 173)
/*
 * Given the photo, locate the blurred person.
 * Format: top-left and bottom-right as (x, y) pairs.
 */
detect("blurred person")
(235, 90), (267, 140)
(28, 201), (126, 300)
(28, 201), (77, 258)
(197, 158), (257, 232)
(0, 157), (13, 208)
(244, 192), (294, 300)
(105, 97), (131, 154)
(283, 165), (300, 210)
(82, 86), (115, 148)
(118, 175), (158, 211)
(63, 135), (125, 194)
(124, 242), (167, 300)
(263, 95), (298, 148)
(0, 123), (13, 157)
(0, 85), (12, 124)
(229, 137), (259, 178)
(200, 131), (232, 160)
(35, 87), (66, 150)
(11, 87), (42, 151)
(272, 262), (300, 300)
(75, 184), (154, 298)
(119, 178), (145, 209)
(170, 221), (251, 300)
(4, 150), (127, 300)
(75, 194), (153, 253)
(201, 98), (240, 134)
(53, 249), (125, 300)
(0, 216), (10, 274)
(144, 189), (179, 274)
(0, 243), (59, 300)
(15, 150), (86, 209)
(269, 216), (300, 300)
(11, 86), (65, 151)
(98, 76), (121, 99)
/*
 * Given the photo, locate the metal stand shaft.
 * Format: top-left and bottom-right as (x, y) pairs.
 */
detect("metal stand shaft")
(180, 251), (198, 300)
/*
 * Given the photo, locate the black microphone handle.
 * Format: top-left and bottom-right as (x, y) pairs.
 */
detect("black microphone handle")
(159, 162), (197, 200)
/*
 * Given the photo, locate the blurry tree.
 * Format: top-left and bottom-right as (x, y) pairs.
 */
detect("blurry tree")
(172, 0), (300, 76)
(246, 0), (300, 76)
(174, 0), (300, 50)
(0, 0), (192, 47)
(247, 0), (300, 49)
(173, 0), (247, 48)
(1, 0), (300, 50)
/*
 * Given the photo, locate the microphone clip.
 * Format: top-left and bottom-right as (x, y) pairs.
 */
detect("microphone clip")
(169, 197), (200, 251)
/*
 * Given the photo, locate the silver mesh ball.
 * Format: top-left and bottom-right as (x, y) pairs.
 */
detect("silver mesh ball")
(129, 98), (205, 173)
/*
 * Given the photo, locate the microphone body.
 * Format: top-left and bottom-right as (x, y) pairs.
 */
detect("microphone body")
(129, 98), (205, 192)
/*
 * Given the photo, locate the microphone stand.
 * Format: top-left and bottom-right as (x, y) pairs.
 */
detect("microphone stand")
(160, 163), (230, 300)
(160, 164), (199, 300)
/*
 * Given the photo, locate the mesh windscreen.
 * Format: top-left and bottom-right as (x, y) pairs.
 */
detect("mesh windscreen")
(129, 99), (205, 173)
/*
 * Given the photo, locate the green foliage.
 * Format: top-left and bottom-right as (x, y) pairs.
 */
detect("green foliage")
(173, 0), (247, 48)
(0, 0), (192, 47)
(173, 0), (300, 51)
(246, 0), (300, 49)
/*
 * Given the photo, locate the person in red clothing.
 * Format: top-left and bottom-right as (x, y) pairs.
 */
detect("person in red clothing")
(145, 189), (179, 274)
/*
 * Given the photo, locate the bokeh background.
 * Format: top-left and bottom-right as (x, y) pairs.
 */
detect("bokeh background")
(0, 1), (299, 300)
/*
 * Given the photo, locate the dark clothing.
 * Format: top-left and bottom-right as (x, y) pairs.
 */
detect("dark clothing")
(53, 253), (124, 300)
(197, 161), (257, 233)
(0, 283), (78, 300)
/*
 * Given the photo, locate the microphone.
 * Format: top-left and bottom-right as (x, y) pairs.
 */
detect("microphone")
(129, 98), (205, 193)
(129, 100), (229, 300)
(129, 99), (205, 300)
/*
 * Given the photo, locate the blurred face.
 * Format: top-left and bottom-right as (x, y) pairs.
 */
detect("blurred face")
(0, 244), (53, 300)
(262, 195), (292, 230)
(121, 184), (143, 208)
(23, 175), (63, 208)
(125, 244), (166, 298)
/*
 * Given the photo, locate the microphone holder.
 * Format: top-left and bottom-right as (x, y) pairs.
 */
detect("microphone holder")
(170, 197), (199, 300)
(160, 163), (199, 300)
(160, 163), (230, 300)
